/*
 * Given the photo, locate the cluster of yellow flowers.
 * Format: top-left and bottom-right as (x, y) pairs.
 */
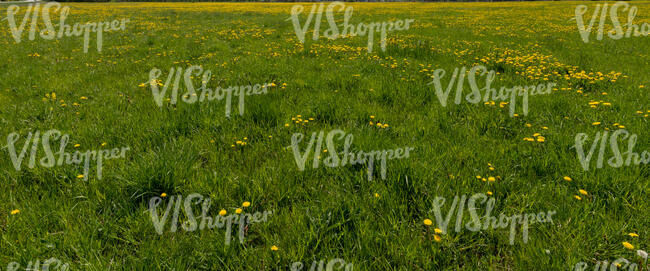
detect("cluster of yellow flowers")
(422, 219), (443, 242)
(368, 116), (389, 129)
(284, 115), (314, 127)
(591, 122), (627, 131)
(231, 137), (248, 147)
(139, 79), (163, 88)
(622, 232), (639, 250)
(476, 163), (500, 183)
(42, 93), (87, 109)
(523, 133), (546, 143)
(636, 110), (650, 118)
(160, 192), (253, 216)
(588, 100), (612, 109)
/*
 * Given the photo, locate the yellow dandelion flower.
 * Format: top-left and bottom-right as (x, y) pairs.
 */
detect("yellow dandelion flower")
(219, 209), (227, 216)
(563, 176), (572, 181)
(592, 122), (601, 125)
(242, 201), (251, 207)
(628, 233), (639, 237)
(487, 191), (493, 196)
(374, 193), (379, 198)
(161, 193), (167, 198)
(10, 209), (20, 215)
(434, 228), (442, 234)
(622, 242), (635, 250)
(271, 245), (279, 251)
(579, 189), (588, 195)
(488, 177), (496, 182)
(76, 174), (84, 179)
(434, 235), (442, 242)
(236, 208), (242, 214)
(423, 219), (433, 226)
(574, 195), (582, 200)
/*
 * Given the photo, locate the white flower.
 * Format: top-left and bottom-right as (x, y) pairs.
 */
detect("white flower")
(637, 250), (648, 260)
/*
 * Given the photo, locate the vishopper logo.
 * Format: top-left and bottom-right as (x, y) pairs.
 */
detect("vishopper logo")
(148, 194), (272, 245)
(5, 129), (130, 181)
(291, 258), (353, 271)
(573, 257), (644, 271)
(574, 2), (650, 43)
(147, 65), (272, 117)
(289, 129), (414, 181)
(428, 65), (556, 117)
(4, 2), (129, 53)
(288, 1), (414, 53)
(427, 193), (556, 245)
(6, 257), (69, 271)
(574, 130), (650, 171)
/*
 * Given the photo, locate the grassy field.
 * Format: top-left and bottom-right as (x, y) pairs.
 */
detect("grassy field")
(1, 1), (649, 270)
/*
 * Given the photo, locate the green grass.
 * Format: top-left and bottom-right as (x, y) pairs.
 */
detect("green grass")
(0, 2), (649, 270)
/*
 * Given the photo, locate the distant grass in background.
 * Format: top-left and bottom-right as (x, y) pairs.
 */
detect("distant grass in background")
(0, 2), (649, 270)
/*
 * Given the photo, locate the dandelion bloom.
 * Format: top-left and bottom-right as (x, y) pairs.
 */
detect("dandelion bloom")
(236, 208), (242, 214)
(563, 176), (572, 181)
(219, 209), (227, 216)
(487, 191), (493, 196)
(628, 233), (639, 237)
(76, 174), (84, 179)
(622, 242), (635, 250)
(579, 189), (588, 195)
(161, 193), (167, 198)
(10, 209), (20, 215)
(433, 235), (442, 242)
(423, 219), (433, 226)
(374, 193), (379, 198)
(434, 228), (442, 234)
(574, 195), (582, 200)
(271, 245), (279, 251)
(242, 201), (251, 207)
